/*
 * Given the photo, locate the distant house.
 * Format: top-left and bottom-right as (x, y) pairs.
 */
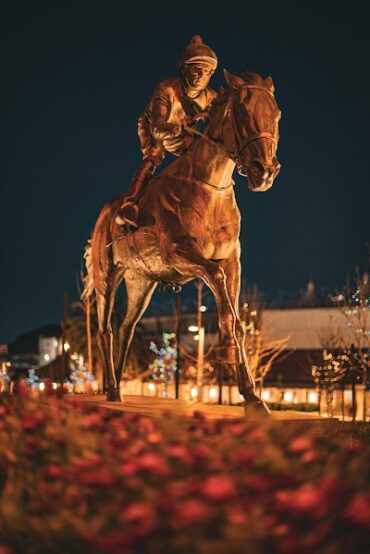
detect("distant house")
(138, 307), (369, 418)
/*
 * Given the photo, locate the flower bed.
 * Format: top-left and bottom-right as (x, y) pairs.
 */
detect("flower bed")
(0, 395), (369, 553)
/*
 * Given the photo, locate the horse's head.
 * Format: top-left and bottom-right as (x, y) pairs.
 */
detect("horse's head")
(223, 69), (281, 192)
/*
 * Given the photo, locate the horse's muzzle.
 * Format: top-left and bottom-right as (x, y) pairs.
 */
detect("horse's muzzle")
(245, 159), (281, 192)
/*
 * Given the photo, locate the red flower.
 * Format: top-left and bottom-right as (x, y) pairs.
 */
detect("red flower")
(227, 506), (248, 525)
(128, 439), (146, 456)
(344, 494), (370, 529)
(165, 444), (191, 463)
(122, 502), (152, 522)
(345, 438), (365, 453)
(200, 475), (235, 501)
(46, 464), (64, 479)
(147, 432), (162, 444)
(21, 411), (47, 431)
(248, 427), (267, 441)
(275, 484), (326, 516)
(233, 446), (255, 466)
(136, 452), (168, 475)
(300, 449), (318, 463)
(71, 453), (104, 470)
(226, 422), (248, 436)
(138, 417), (156, 434)
(80, 413), (104, 428)
(175, 499), (210, 524)
(121, 461), (138, 477)
(190, 444), (212, 462)
(77, 470), (116, 486)
(247, 474), (271, 494)
(288, 436), (313, 453)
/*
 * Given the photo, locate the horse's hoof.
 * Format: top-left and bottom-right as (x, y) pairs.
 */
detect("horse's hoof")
(107, 389), (120, 402)
(243, 392), (271, 418)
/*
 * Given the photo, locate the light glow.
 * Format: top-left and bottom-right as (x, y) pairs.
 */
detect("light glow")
(308, 391), (318, 403)
(283, 391), (294, 403)
(209, 387), (217, 399)
(148, 383), (156, 393)
(190, 386), (198, 398)
(261, 390), (271, 401)
(39, 382), (45, 391)
(188, 325), (198, 332)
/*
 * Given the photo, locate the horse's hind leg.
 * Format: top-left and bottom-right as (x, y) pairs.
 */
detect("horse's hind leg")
(96, 270), (121, 401)
(116, 271), (157, 392)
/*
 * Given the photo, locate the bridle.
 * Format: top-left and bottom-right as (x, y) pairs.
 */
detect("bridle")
(185, 84), (278, 173)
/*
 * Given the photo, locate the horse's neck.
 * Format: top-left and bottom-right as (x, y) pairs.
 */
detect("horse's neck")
(188, 138), (235, 188)
(188, 93), (236, 187)
(162, 94), (235, 188)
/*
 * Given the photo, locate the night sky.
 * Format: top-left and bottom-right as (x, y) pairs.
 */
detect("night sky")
(1, 0), (369, 344)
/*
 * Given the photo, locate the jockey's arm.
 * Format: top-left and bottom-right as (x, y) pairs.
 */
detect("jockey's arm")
(150, 96), (181, 140)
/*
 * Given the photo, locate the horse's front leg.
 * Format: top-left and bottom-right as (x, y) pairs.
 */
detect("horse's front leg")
(95, 271), (121, 402)
(218, 246), (270, 415)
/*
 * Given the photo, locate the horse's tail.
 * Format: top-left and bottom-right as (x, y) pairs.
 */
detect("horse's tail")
(81, 239), (94, 301)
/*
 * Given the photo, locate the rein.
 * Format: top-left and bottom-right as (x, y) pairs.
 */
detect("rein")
(185, 84), (277, 167)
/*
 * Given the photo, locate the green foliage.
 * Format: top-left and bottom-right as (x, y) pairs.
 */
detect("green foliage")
(0, 397), (369, 553)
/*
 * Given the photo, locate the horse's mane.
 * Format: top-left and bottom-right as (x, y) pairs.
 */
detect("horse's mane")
(239, 71), (267, 86)
(208, 71), (271, 121)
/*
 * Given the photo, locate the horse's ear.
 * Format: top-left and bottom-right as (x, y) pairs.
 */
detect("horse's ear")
(264, 76), (275, 93)
(223, 69), (245, 89)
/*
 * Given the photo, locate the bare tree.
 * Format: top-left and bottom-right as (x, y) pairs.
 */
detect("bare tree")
(317, 270), (370, 421)
(240, 285), (291, 386)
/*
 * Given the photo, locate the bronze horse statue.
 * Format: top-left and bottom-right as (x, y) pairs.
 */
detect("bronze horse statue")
(83, 70), (281, 412)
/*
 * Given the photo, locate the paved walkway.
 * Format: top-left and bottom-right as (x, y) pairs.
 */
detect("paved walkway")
(69, 394), (346, 434)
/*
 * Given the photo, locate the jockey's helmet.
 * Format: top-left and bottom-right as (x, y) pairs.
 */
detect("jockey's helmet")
(178, 36), (218, 70)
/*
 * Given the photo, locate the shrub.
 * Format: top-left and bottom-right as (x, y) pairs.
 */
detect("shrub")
(0, 396), (369, 553)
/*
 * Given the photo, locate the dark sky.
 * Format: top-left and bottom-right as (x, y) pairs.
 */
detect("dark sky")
(1, 0), (369, 343)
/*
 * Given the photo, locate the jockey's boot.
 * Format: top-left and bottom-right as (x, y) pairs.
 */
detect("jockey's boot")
(116, 159), (156, 227)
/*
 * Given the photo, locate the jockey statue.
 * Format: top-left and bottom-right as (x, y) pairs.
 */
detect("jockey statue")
(116, 35), (218, 228)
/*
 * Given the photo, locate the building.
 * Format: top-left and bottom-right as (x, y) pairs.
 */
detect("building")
(38, 336), (60, 367)
(135, 307), (369, 419)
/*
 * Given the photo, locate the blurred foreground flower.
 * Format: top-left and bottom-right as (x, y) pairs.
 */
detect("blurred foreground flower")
(0, 396), (369, 553)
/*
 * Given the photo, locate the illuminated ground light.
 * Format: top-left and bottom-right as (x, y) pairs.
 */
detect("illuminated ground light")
(52, 383), (58, 390)
(283, 390), (294, 403)
(261, 389), (271, 401)
(147, 383), (156, 394)
(39, 382), (45, 391)
(208, 387), (217, 400)
(190, 386), (198, 399)
(308, 391), (318, 403)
